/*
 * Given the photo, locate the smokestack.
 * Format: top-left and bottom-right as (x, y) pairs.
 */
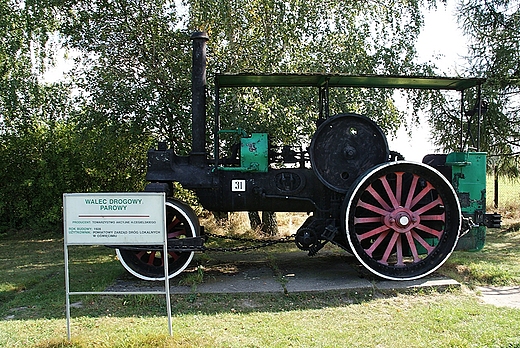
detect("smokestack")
(190, 31), (209, 164)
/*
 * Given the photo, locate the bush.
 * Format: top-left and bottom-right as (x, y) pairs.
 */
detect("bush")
(0, 120), (153, 235)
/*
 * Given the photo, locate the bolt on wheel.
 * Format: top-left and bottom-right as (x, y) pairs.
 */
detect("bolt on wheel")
(344, 161), (461, 280)
(116, 199), (199, 281)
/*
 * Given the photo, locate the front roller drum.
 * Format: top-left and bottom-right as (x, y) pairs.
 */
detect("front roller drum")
(344, 161), (461, 281)
(116, 199), (199, 281)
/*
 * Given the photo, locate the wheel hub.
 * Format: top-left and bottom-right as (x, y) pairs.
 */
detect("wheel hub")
(383, 207), (420, 233)
(398, 215), (409, 226)
(295, 227), (319, 251)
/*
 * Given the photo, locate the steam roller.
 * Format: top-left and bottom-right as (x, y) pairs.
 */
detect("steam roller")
(111, 31), (499, 282)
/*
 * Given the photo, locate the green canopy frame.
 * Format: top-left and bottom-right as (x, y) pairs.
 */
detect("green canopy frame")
(212, 73), (486, 161)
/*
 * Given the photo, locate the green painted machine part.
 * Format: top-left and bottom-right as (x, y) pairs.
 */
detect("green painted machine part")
(218, 130), (269, 172)
(456, 225), (487, 252)
(446, 152), (487, 251)
(241, 133), (269, 172)
(446, 152), (487, 212)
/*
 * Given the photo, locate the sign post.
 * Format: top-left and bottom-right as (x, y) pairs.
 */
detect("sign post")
(63, 192), (172, 339)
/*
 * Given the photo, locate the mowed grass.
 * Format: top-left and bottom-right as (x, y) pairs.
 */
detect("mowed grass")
(487, 174), (520, 222)
(1, 215), (520, 347)
(441, 226), (520, 286)
(2, 293), (520, 348)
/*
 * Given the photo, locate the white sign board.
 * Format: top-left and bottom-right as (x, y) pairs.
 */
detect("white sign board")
(63, 192), (165, 245)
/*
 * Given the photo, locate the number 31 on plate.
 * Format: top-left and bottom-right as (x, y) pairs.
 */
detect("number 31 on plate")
(231, 180), (246, 192)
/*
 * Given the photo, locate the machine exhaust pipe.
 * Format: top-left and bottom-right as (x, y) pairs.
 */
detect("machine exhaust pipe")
(190, 31), (209, 164)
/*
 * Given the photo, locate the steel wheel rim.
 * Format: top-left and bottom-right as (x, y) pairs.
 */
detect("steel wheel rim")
(116, 200), (198, 281)
(345, 161), (461, 281)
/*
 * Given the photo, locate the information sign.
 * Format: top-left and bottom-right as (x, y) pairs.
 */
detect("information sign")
(63, 192), (165, 245)
(63, 192), (171, 339)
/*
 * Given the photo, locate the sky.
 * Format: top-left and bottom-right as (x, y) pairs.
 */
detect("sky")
(387, 2), (467, 161)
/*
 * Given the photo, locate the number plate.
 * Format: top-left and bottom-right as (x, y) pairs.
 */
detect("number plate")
(231, 180), (246, 192)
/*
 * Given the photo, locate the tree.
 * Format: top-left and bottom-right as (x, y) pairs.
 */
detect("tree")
(430, 0), (520, 176)
(1, 0), (58, 132)
(0, 0), (75, 231)
(55, 0), (441, 235)
(0, 0), (154, 232)
(248, 211), (279, 236)
(187, 0), (438, 143)
(60, 0), (439, 148)
(60, 0), (194, 149)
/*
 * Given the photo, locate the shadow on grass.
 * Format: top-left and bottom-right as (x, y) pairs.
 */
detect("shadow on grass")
(0, 227), (473, 321)
(62, 285), (458, 324)
(440, 226), (520, 286)
(0, 236), (124, 320)
(1, 236), (453, 321)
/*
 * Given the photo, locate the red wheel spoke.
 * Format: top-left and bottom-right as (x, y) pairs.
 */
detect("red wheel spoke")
(357, 200), (390, 216)
(146, 251), (157, 265)
(168, 217), (181, 230)
(168, 228), (186, 238)
(415, 223), (443, 238)
(420, 213), (445, 221)
(405, 231), (421, 262)
(354, 216), (383, 224)
(380, 232), (399, 265)
(169, 251), (180, 261)
(395, 235), (404, 266)
(366, 184), (392, 211)
(395, 172), (404, 205)
(358, 225), (390, 241)
(365, 230), (390, 257)
(404, 174), (419, 209)
(380, 175), (399, 209)
(414, 196), (443, 215)
(410, 182), (434, 208)
(411, 230), (435, 254)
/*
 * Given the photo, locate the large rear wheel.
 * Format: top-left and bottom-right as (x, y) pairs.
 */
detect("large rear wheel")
(116, 199), (199, 281)
(344, 161), (461, 280)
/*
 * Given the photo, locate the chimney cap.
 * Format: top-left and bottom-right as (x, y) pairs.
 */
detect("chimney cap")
(190, 32), (209, 40)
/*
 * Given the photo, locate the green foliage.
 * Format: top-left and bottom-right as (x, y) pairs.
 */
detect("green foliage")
(72, 120), (153, 193)
(0, 1), (158, 232)
(0, 1), (71, 231)
(59, 0), (437, 151)
(430, 0), (520, 175)
(60, 0), (194, 149)
(0, 0), (456, 232)
(193, 0), (437, 142)
(0, 114), (153, 232)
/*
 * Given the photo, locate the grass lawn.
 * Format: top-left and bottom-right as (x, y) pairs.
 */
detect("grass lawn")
(1, 221), (520, 347)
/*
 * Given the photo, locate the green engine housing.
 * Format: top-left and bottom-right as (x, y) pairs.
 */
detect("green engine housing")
(445, 152), (487, 251)
(240, 133), (269, 172)
(218, 131), (269, 173)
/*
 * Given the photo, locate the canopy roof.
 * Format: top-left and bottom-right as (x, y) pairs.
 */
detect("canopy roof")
(215, 73), (485, 91)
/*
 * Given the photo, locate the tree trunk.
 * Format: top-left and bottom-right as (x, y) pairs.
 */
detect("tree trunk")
(248, 211), (261, 230)
(213, 211), (229, 223)
(248, 211), (278, 236)
(261, 211), (278, 236)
